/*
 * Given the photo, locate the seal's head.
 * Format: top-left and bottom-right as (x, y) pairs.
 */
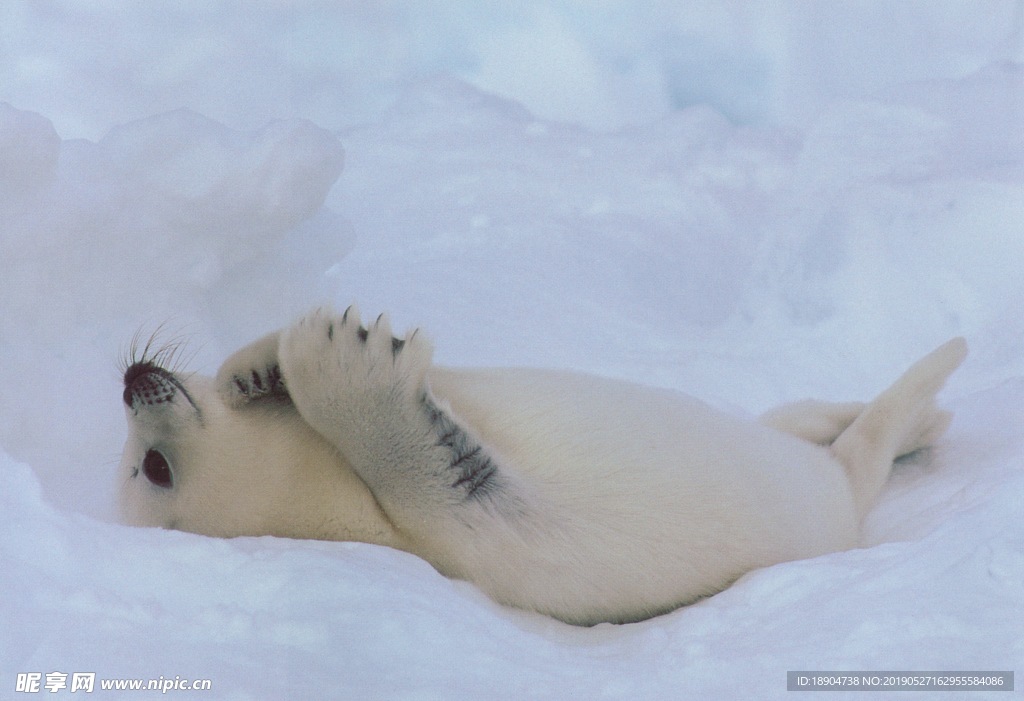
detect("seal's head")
(118, 335), (392, 543)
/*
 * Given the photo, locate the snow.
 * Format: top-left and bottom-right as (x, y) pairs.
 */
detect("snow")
(1, 2), (1022, 699)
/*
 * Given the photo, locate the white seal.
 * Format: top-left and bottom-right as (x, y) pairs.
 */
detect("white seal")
(119, 307), (966, 624)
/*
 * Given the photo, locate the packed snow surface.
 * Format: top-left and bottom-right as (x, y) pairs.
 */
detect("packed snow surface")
(1, 3), (1023, 699)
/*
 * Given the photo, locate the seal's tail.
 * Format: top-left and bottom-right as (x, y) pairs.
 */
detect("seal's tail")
(829, 337), (967, 518)
(759, 399), (866, 446)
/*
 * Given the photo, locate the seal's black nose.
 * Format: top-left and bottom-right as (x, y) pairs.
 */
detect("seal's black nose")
(123, 362), (178, 408)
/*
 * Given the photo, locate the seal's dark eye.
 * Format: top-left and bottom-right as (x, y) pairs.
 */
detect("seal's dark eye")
(142, 449), (173, 489)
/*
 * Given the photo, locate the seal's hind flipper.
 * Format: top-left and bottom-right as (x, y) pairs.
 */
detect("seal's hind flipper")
(830, 337), (967, 517)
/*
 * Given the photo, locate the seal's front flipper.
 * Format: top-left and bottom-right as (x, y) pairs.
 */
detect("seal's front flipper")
(215, 330), (288, 407)
(277, 306), (519, 535)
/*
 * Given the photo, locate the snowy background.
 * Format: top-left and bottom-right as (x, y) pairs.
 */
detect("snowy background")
(2, 1), (1023, 698)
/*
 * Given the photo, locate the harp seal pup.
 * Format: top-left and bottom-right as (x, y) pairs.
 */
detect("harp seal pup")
(118, 306), (967, 625)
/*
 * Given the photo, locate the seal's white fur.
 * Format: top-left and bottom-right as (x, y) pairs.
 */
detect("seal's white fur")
(119, 307), (966, 624)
